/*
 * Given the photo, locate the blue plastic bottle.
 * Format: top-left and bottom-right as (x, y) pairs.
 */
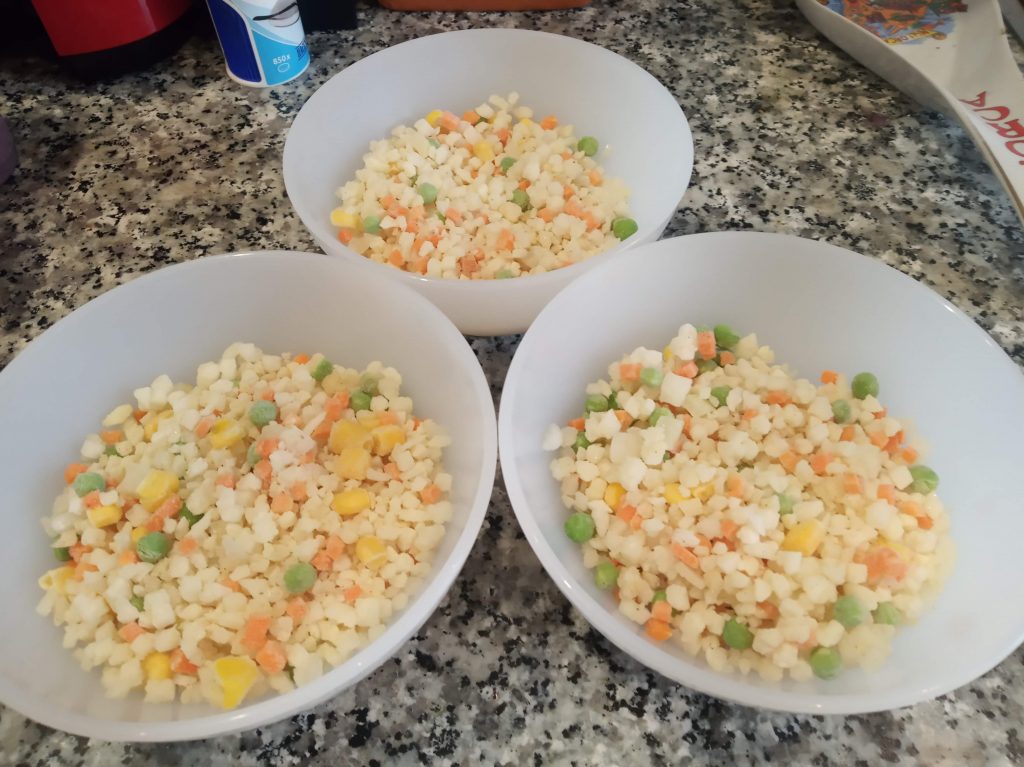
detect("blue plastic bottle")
(205, 0), (310, 86)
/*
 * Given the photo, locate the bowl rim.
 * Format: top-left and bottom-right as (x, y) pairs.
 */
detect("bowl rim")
(497, 230), (1024, 715)
(282, 27), (693, 293)
(0, 250), (498, 741)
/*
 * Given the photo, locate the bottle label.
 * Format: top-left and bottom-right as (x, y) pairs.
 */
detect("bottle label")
(207, 0), (309, 86)
(249, 1), (309, 85)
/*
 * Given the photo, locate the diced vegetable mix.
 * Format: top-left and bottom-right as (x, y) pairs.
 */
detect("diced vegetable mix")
(38, 344), (452, 709)
(545, 323), (952, 682)
(330, 92), (636, 280)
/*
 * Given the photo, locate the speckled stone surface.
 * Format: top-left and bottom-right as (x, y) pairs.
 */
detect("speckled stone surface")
(2, 0), (1024, 763)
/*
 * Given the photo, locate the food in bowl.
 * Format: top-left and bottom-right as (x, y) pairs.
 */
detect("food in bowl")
(543, 323), (953, 682)
(37, 343), (452, 708)
(330, 92), (637, 279)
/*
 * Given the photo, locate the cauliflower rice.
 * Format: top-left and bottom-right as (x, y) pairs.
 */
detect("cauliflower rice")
(38, 344), (451, 708)
(331, 92), (635, 279)
(545, 324), (954, 681)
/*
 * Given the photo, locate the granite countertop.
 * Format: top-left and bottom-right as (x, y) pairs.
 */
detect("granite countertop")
(2, 0), (1024, 763)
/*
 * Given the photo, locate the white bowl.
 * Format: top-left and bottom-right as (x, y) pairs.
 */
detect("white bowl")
(0, 251), (497, 741)
(283, 28), (693, 336)
(498, 231), (1024, 714)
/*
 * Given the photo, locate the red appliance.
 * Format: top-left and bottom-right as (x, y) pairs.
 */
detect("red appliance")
(28, 0), (195, 79)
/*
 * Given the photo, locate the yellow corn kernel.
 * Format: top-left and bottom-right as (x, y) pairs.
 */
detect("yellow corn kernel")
(781, 519), (825, 556)
(356, 410), (381, 429)
(332, 488), (371, 517)
(335, 447), (371, 480)
(38, 565), (74, 594)
(663, 483), (685, 505)
(208, 418), (244, 450)
(473, 141), (495, 162)
(604, 482), (626, 510)
(355, 535), (387, 569)
(131, 526), (148, 544)
(330, 208), (358, 229)
(87, 504), (122, 528)
(425, 109), (442, 127)
(371, 425), (406, 456)
(143, 410), (174, 441)
(329, 419), (372, 452)
(214, 656), (260, 710)
(663, 345), (673, 361)
(143, 652), (173, 681)
(137, 470), (180, 512)
(692, 482), (715, 503)
(520, 117), (534, 127)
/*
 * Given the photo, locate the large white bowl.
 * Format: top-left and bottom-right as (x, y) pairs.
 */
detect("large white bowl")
(283, 28), (693, 336)
(499, 231), (1024, 714)
(0, 251), (497, 741)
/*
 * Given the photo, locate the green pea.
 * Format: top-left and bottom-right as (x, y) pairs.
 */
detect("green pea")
(53, 546), (71, 562)
(711, 386), (731, 407)
(436, 211), (446, 222)
(831, 399), (851, 424)
(809, 646), (843, 679)
(500, 157), (517, 172)
(651, 589), (668, 604)
(511, 188), (531, 211)
(611, 217), (638, 241)
(351, 390), (372, 412)
(428, 138), (440, 148)
(577, 136), (599, 157)
(136, 532), (171, 564)
(130, 595), (145, 612)
(495, 269), (514, 279)
(873, 602), (902, 626)
(232, 377), (241, 388)
(72, 472), (105, 497)
(695, 359), (718, 375)
(104, 445), (120, 457)
(776, 493), (794, 515)
(573, 432), (591, 451)
(722, 618), (753, 650)
(606, 391), (619, 410)
(311, 358), (333, 382)
(649, 407), (672, 426)
(908, 465), (939, 494)
(418, 182), (438, 205)
(594, 562), (619, 590)
(585, 394), (610, 413)
(249, 400), (278, 427)
(713, 324), (739, 350)
(180, 504), (203, 527)
(851, 372), (879, 400)
(640, 367), (664, 387)
(360, 373), (380, 396)
(833, 595), (867, 628)
(284, 562), (318, 594)
(362, 215), (381, 234)
(564, 513), (596, 543)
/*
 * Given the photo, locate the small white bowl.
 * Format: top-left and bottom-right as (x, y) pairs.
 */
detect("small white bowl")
(0, 251), (497, 741)
(499, 231), (1024, 714)
(283, 28), (693, 336)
